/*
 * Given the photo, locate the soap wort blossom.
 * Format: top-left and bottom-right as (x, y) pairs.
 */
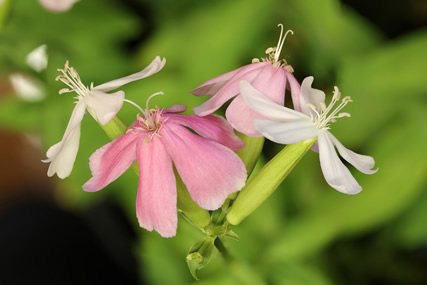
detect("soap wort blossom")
(83, 93), (247, 237)
(38, 0), (79, 12)
(240, 77), (377, 194)
(43, 57), (166, 179)
(191, 24), (300, 137)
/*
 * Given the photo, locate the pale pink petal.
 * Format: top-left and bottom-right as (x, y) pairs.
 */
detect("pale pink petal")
(190, 63), (263, 97)
(83, 90), (124, 125)
(161, 125), (247, 210)
(318, 131), (362, 194)
(135, 136), (177, 238)
(286, 72), (302, 112)
(42, 100), (86, 179)
(328, 132), (378, 175)
(163, 104), (187, 114)
(240, 80), (308, 121)
(227, 65), (288, 136)
(251, 64), (287, 105)
(165, 113), (245, 150)
(38, 0), (78, 12)
(255, 119), (318, 144)
(193, 64), (266, 116)
(82, 132), (139, 192)
(93, 56), (166, 92)
(299, 76), (326, 116)
(225, 95), (265, 137)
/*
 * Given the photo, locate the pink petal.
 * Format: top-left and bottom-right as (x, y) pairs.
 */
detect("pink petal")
(83, 132), (139, 192)
(161, 125), (247, 210)
(227, 67), (287, 136)
(163, 104), (187, 114)
(286, 72), (302, 112)
(135, 136), (177, 238)
(251, 64), (287, 105)
(165, 113), (245, 150)
(190, 63), (262, 97)
(193, 63), (266, 116)
(226, 95), (265, 137)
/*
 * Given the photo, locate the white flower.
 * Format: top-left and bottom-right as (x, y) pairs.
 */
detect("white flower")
(9, 73), (45, 102)
(26, 44), (48, 72)
(43, 56), (166, 179)
(240, 77), (377, 194)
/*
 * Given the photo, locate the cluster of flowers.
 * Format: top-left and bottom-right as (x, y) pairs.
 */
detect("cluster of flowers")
(43, 25), (376, 237)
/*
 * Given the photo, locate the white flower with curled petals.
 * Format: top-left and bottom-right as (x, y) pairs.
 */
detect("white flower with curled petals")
(43, 56), (166, 179)
(240, 76), (377, 194)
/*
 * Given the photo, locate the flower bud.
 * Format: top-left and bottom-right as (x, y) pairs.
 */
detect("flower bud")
(227, 138), (316, 225)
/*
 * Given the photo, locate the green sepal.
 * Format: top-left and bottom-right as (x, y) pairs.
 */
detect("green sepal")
(98, 116), (128, 141)
(234, 132), (265, 175)
(227, 138), (317, 225)
(186, 236), (216, 280)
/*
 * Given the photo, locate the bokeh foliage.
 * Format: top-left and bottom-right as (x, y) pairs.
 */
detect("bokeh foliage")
(0, 0), (426, 284)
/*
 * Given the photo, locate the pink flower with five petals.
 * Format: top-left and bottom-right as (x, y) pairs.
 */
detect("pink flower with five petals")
(83, 94), (247, 237)
(191, 25), (301, 137)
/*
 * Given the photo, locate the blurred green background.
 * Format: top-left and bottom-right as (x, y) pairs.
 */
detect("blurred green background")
(0, 0), (426, 284)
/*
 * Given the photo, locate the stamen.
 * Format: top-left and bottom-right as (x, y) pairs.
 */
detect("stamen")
(314, 86), (352, 129)
(123, 99), (145, 114)
(274, 24), (294, 63)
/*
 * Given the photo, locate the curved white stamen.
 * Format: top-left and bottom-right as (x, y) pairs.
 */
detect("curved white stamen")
(123, 99), (145, 114)
(274, 24), (294, 63)
(145, 91), (164, 112)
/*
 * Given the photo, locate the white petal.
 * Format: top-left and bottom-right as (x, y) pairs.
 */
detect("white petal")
(317, 131), (362, 194)
(255, 119), (317, 144)
(299, 76), (326, 116)
(43, 101), (86, 178)
(9, 73), (45, 102)
(240, 80), (308, 121)
(26, 44), (48, 72)
(83, 90), (124, 125)
(93, 56), (166, 92)
(328, 132), (378, 174)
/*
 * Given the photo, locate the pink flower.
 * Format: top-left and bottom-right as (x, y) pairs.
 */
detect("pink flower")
(83, 94), (247, 237)
(191, 25), (301, 137)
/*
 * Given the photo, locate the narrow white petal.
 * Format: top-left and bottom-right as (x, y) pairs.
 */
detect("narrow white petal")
(43, 101), (86, 178)
(318, 131), (362, 194)
(93, 56), (166, 92)
(255, 119), (317, 144)
(328, 132), (378, 174)
(240, 80), (308, 121)
(299, 76), (326, 116)
(83, 90), (124, 125)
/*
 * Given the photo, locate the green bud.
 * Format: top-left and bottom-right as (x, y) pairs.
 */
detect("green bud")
(186, 236), (216, 280)
(227, 138), (317, 225)
(235, 132), (265, 175)
(176, 169), (211, 228)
